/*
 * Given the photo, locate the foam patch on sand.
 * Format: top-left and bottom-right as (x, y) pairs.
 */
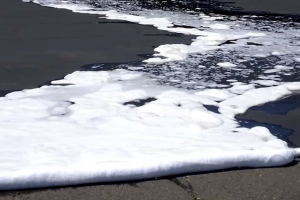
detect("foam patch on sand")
(1, 69), (299, 190)
(13, 0), (300, 190)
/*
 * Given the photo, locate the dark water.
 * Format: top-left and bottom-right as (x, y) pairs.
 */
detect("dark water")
(202, 96), (300, 147)
(238, 119), (295, 147)
(74, 0), (300, 21)
(250, 94), (300, 115)
(237, 95), (300, 147)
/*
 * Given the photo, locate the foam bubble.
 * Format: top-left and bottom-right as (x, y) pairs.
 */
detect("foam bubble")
(217, 62), (237, 68)
(251, 80), (280, 86)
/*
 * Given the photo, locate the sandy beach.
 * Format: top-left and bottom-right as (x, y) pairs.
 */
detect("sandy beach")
(0, 0), (300, 199)
(0, 0), (194, 92)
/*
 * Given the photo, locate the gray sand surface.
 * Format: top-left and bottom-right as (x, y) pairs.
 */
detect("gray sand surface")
(0, 0), (300, 199)
(0, 0), (194, 91)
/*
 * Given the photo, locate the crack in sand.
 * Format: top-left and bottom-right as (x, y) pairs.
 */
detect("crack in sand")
(170, 176), (201, 200)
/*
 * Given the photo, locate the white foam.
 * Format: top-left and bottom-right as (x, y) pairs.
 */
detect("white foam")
(144, 31), (255, 63)
(251, 80), (280, 86)
(217, 62), (237, 68)
(227, 79), (237, 82)
(263, 65), (293, 75)
(228, 84), (255, 94)
(1, 69), (299, 190)
(11, 0), (300, 190)
(209, 24), (230, 29)
(195, 89), (236, 101)
(272, 52), (282, 56)
(252, 54), (268, 58)
(264, 69), (281, 74)
(274, 65), (293, 70)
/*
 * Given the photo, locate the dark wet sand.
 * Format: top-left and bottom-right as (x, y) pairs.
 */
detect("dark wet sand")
(0, 0), (194, 92)
(216, 0), (300, 14)
(0, 0), (300, 199)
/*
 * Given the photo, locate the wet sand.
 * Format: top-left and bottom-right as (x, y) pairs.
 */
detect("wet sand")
(236, 101), (300, 147)
(0, 0), (300, 199)
(0, 0), (194, 92)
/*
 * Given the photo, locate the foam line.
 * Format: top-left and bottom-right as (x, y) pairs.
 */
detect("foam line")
(0, 149), (295, 190)
(294, 148), (300, 157)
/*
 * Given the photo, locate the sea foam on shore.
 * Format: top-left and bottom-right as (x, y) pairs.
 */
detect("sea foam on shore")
(1, 68), (299, 190)
(0, 0), (299, 189)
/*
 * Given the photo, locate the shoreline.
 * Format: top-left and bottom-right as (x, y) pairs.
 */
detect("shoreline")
(132, 0), (300, 19)
(0, 0), (300, 199)
(215, 0), (300, 15)
(0, 0), (194, 91)
(1, 163), (300, 200)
